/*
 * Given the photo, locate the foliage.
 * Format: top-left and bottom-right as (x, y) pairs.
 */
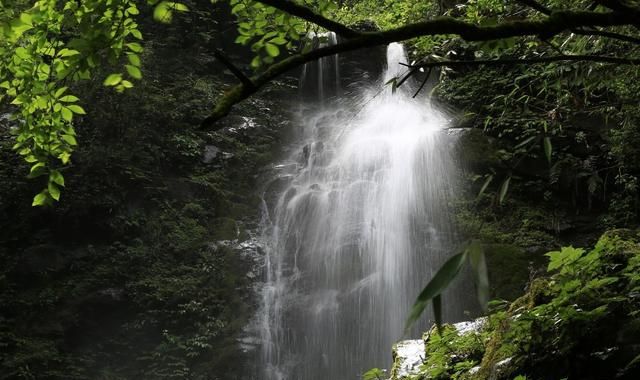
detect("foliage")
(0, 0), (146, 204)
(392, 229), (640, 380)
(0, 6), (291, 377)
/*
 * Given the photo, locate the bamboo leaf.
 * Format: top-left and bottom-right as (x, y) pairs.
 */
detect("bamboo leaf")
(514, 135), (537, 149)
(544, 137), (552, 163)
(498, 177), (511, 205)
(477, 174), (493, 199)
(405, 251), (468, 332)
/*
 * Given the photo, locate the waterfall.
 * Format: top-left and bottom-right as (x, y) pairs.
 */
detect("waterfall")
(257, 41), (472, 380)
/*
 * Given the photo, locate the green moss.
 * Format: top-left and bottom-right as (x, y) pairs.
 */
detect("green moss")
(484, 244), (533, 301)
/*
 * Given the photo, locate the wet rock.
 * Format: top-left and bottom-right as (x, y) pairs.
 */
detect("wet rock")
(202, 144), (220, 163)
(392, 339), (425, 379)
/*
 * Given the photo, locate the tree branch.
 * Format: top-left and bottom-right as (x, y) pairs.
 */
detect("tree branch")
(403, 54), (640, 69)
(394, 54), (640, 97)
(213, 48), (255, 90)
(597, 0), (640, 14)
(516, 0), (640, 44)
(254, 0), (361, 38)
(201, 10), (637, 130)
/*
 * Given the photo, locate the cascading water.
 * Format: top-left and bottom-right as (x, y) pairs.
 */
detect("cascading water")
(257, 40), (472, 380)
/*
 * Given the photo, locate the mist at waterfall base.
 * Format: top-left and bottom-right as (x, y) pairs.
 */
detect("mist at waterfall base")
(255, 41), (474, 380)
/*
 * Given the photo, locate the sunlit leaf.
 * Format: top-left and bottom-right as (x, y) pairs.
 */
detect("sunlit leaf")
(104, 74), (122, 86)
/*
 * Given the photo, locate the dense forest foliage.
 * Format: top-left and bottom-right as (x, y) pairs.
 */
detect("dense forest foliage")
(1, 0), (640, 379)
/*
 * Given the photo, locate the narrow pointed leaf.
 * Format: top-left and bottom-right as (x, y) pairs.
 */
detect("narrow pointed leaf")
(477, 174), (493, 199)
(543, 137), (552, 163)
(405, 251), (467, 331)
(498, 177), (511, 205)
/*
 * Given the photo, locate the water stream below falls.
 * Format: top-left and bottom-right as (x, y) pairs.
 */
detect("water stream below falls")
(257, 41), (473, 380)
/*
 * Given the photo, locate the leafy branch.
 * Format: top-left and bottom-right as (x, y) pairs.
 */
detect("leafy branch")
(202, 8), (640, 129)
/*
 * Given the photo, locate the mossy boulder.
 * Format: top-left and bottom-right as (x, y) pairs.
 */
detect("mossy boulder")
(484, 244), (546, 301)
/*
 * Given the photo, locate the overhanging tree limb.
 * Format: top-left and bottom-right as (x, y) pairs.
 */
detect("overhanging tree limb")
(255, 0), (361, 38)
(213, 48), (256, 90)
(516, 0), (640, 44)
(402, 54), (640, 69)
(201, 10), (638, 130)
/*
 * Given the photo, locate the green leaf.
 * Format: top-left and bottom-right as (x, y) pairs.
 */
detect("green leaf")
(170, 2), (189, 11)
(50, 170), (65, 186)
(477, 174), (493, 199)
(498, 176), (511, 205)
(29, 162), (46, 177)
(127, 43), (143, 53)
(130, 29), (143, 40)
(405, 251), (468, 331)
(104, 74), (122, 86)
(61, 107), (73, 121)
(514, 135), (537, 149)
(32, 191), (49, 207)
(269, 36), (288, 45)
(127, 53), (141, 67)
(58, 151), (71, 164)
(67, 105), (86, 114)
(546, 246), (585, 271)
(125, 65), (142, 80)
(362, 368), (385, 380)
(265, 43), (280, 57)
(61, 134), (77, 146)
(48, 182), (61, 201)
(54, 87), (68, 98)
(543, 136), (552, 163)
(250, 56), (261, 69)
(56, 48), (80, 57)
(154, 2), (173, 23)
(59, 95), (79, 102)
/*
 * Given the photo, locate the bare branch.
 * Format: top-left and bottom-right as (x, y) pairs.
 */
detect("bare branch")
(213, 48), (255, 90)
(201, 10), (637, 130)
(254, 0), (361, 38)
(404, 54), (640, 69)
